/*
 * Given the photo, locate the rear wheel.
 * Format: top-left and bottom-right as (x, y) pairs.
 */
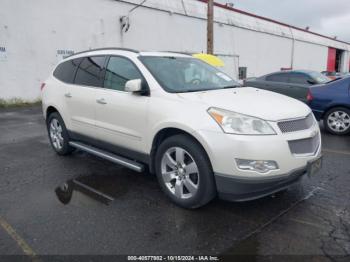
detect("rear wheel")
(324, 107), (350, 135)
(155, 134), (216, 209)
(47, 112), (74, 155)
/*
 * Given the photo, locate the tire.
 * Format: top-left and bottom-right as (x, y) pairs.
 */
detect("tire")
(155, 134), (216, 209)
(324, 107), (350, 135)
(46, 112), (74, 155)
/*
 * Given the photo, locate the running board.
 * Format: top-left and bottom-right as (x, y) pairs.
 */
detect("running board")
(69, 141), (144, 172)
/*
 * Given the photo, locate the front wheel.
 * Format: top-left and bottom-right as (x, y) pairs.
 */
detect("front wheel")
(155, 135), (216, 209)
(324, 107), (350, 135)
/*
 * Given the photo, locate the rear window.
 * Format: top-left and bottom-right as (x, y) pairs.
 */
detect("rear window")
(266, 73), (289, 82)
(53, 58), (82, 84)
(74, 56), (106, 87)
(308, 71), (331, 84)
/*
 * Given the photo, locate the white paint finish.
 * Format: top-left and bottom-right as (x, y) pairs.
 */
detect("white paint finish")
(216, 55), (239, 79)
(1, 0), (350, 100)
(293, 41), (328, 72)
(340, 51), (350, 73)
(228, 27), (293, 77)
(42, 50), (322, 179)
(126, 0), (349, 50)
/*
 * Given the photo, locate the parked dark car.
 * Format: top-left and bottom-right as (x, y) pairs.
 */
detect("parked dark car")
(244, 70), (331, 103)
(321, 71), (348, 80)
(308, 76), (350, 135)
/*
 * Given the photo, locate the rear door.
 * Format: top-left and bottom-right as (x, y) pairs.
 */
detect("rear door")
(51, 57), (82, 125)
(94, 56), (149, 153)
(65, 56), (106, 137)
(287, 73), (311, 102)
(263, 73), (291, 96)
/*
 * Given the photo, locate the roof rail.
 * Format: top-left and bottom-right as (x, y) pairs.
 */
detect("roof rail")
(66, 47), (139, 58)
(161, 51), (192, 55)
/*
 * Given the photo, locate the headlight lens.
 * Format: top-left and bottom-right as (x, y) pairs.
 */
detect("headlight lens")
(208, 107), (276, 135)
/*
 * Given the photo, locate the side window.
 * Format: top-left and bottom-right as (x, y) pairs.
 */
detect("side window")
(74, 56), (106, 87)
(266, 73), (288, 83)
(53, 58), (82, 84)
(104, 56), (142, 91)
(288, 73), (310, 85)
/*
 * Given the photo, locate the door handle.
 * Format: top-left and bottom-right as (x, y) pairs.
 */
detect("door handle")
(96, 98), (107, 105)
(64, 93), (72, 98)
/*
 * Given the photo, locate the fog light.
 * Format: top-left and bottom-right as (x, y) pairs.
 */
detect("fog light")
(235, 159), (279, 173)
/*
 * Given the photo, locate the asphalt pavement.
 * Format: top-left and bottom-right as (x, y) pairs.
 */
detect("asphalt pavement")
(0, 106), (349, 261)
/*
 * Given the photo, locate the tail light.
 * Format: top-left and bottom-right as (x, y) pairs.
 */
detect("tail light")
(40, 83), (46, 91)
(307, 90), (313, 102)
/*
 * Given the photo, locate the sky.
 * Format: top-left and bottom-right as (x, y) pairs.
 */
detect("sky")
(215, 0), (350, 42)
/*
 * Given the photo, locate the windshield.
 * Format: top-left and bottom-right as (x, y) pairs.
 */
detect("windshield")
(309, 71), (332, 84)
(139, 56), (240, 93)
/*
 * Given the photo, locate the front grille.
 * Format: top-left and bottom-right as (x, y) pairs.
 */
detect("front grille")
(288, 133), (320, 156)
(278, 114), (314, 133)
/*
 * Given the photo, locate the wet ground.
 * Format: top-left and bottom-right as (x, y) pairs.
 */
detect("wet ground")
(0, 106), (349, 261)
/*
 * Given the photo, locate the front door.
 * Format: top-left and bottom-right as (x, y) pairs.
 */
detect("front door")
(94, 56), (149, 153)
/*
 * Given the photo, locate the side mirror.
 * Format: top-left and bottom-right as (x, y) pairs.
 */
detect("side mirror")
(125, 79), (142, 93)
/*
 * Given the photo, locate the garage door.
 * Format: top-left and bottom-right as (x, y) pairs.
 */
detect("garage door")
(327, 47), (336, 71)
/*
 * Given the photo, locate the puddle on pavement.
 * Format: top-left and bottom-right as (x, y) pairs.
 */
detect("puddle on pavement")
(55, 174), (130, 206)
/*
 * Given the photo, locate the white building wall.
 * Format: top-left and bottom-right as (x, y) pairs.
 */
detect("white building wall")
(0, 0), (349, 101)
(226, 27), (293, 77)
(293, 41), (328, 72)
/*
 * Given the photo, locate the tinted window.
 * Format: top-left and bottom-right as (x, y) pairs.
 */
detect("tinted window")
(74, 56), (106, 87)
(104, 56), (142, 91)
(288, 73), (310, 85)
(266, 73), (289, 83)
(309, 71), (331, 84)
(53, 58), (82, 84)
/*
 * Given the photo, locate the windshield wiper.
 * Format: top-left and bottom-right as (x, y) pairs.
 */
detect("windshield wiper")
(223, 84), (241, 89)
(177, 85), (241, 93)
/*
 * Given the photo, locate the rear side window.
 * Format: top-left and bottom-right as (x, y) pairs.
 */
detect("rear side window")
(74, 56), (106, 87)
(288, 73), (310, 85)
(53, 58), (82, 84)
(266, 73), (289, 82)
(104, 56), (142, 91)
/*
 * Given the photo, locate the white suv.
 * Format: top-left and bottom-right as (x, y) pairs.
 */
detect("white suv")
(42, 48), (322, 208)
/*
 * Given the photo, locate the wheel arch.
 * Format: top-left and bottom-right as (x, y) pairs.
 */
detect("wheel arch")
(322, 104), (350, 119)
(46, 105), (59, 119)
(149, 127), (213, 174)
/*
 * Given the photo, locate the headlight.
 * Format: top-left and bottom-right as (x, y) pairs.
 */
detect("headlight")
(208, 107), (276, 135)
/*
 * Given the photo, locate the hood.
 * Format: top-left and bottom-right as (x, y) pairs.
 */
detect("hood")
(177, 87), (311, 121)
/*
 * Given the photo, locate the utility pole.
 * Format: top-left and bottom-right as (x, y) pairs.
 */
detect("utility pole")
(207, 0), (214, 54)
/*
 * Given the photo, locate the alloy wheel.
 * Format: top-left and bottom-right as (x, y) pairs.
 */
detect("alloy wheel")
(327, 111), (350, 133)
(49, 118), (64, 150)
(161, 147), (199, 199)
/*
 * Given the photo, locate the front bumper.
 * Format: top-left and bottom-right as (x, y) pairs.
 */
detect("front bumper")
(193, 123), (321, 200)
(195, 126), (321, 177)
(215, 167), (307, 202)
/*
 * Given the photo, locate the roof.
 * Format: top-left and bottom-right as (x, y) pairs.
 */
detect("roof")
(139, 51), (190, 57)
(66, 47), (139, 58)
(198, 0), (350, 46)
(264, 69), (323, 76)
(64, 48), (190, 61)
